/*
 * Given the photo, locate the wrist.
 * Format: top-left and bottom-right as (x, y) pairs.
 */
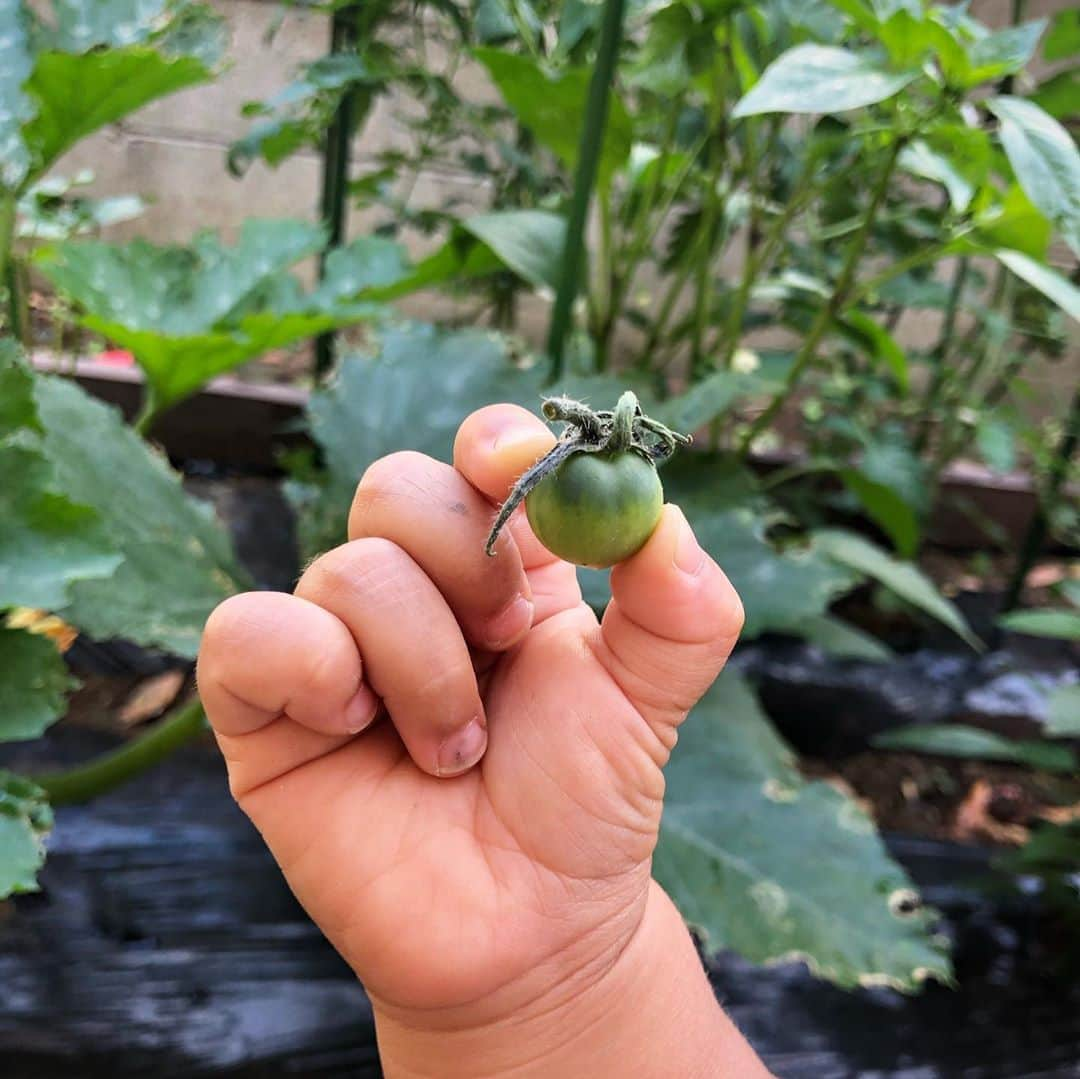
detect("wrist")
(370, 881), (770, 1079)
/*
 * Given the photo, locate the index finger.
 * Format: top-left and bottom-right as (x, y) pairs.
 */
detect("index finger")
(453, 404), (583, 619)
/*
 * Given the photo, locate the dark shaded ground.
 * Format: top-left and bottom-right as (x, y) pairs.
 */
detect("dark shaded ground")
(2, 725), (1079, 1079)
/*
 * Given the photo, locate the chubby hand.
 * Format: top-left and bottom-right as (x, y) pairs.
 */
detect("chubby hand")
(197, 403), (747, 1071)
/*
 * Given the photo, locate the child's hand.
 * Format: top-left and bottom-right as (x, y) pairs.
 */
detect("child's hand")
(198, 404), (764, 1077)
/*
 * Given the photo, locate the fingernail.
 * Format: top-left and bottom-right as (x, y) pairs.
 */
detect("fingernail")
(437, 718), (488, 777)
(673, 510), (707, 577)
(483, 594), (533, 650)
(343, 684), (379, 734)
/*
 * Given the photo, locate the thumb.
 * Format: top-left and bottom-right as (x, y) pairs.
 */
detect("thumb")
(599, 505), (743, 733)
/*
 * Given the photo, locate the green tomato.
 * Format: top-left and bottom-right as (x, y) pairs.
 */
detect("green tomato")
(525, 450), (663, 569)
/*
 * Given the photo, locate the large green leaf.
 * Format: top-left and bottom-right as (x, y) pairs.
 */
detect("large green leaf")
(0, 342), (121, 609)
(22, 48), (212, 183)
(988, 96), (1080, 256)
(0, 770), (53, 897)
(0, 0), (34, 189)
(993, 249), (1080, 323)
(0, 626), (75, 742)
(474, 47), (633, 188)
(32, 374), (250, 657)
(36, 221), (403, 409)
(292, 321), (546, 557)
(655, 670), (951, 990)
(731, 45), (917, 118)
(813, 529), (980, 649)
(663, 457), (856, 639)
(874, 724), (1076, 773)
(0, 443), (121, 610)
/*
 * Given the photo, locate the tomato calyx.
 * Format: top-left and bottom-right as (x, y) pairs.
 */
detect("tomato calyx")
(484, 390), (690, 556)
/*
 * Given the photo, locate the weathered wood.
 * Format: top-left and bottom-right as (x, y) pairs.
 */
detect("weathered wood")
(2, 728), (1079, 1078)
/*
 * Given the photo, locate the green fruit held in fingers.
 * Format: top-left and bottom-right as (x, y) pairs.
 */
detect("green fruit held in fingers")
(525, 450), (663, 569)
(484, 390), (690, 569)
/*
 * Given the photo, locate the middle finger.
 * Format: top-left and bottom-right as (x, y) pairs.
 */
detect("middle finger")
(349, 450), (533, 652)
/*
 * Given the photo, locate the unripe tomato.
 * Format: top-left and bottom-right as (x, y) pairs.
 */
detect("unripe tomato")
(525, 450), (663, 569)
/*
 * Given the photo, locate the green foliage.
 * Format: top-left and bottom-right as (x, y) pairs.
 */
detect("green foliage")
(0, 627), (76, 742)
(0, 770), (52, 898)
(35, 220), (408, 413)
(1, 0), (221, 194)
(998, 608), (1080, 641)
(0, 343), (119, 608)
(987, 96), (1080, 257)
(32, 371), (250, 657)
(731, 44), (918, 117)
(473, 47), (633, 189)
(813, 530), (980, 648)
(655, 669), (951, 991)
(873, 724), (1077, 774)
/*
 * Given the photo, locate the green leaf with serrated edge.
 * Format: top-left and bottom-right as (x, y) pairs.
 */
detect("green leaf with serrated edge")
(35, 221), (400, 408)
(0, 442), (122, 610)
(1046, 684), (1080, 738)
(0, 343), (121, 608)
(662, 457), (856, 639)
(998, 608), (1080, 640)
(42, 0), (170, 50)
(32, 375), (250, 657)
(993, 249), (1080, 323)
(22, 48), (212, 184)
(731, 45), (918, 118)
(795, 613), (894, 661)
(874, 725), (1076, 774)
(813, 529), (980, 649)
(655, 670), (951, 991)
(0, 337), (40, 435)
(291, 322), (547, 558)
(988, 96), (1080, 256)
(0, 627), (75, 742)
(0, 770), (52, 897)
(473, 47), (632, 189)
(0, 0), (34, 189)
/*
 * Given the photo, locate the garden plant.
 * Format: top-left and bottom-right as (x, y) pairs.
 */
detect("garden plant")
(0, 0), (1078, 1002)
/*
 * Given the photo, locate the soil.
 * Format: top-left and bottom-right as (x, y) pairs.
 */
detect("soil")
(804, 752), (1080, 848)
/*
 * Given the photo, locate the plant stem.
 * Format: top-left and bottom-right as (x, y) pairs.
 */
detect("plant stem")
(0, 192), (24, 340)
(546, 0), (627, 382)
(915, 256), (970, 452)
(1000, 382), (1079, 615)
(35, 696), (207, 807)
(314, 3), (369, 380)
(738, 136), (905, 456)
